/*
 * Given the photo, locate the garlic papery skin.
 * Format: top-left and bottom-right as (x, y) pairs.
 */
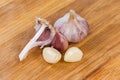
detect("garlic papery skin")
(19, 24), (47, 61)
(19, 18), (55, 61)
(54, 10), (89, 43)
(42, 47), (62, 63)
(64, 47), (83, 62)
(34, 18), (49, 32)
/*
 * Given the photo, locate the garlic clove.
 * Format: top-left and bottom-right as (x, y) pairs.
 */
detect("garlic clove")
(51, 30), (68, 52)
(42, 47), (62, 63)
(64, 47), (83, 62)
(54, 9), (89, 43)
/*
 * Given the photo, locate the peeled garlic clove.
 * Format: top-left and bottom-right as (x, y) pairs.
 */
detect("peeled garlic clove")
(64, 47), (83, 62)
(51, 30), (68, 52)
(43, 47), (62, 63)
(54, 10), (89, 42)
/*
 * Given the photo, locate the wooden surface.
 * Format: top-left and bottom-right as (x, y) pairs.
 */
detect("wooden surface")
(0, 0), (120, 80)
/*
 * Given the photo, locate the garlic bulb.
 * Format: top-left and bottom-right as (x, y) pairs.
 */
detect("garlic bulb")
(51, 30), (68, 52)
(19, 18), (55, 61)
(64, 47), (83, 62)
(54, 10), (89, 42)
(42, 47), (62, 63)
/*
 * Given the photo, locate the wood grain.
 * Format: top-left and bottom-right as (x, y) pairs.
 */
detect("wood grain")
(0, 0), (120, 80)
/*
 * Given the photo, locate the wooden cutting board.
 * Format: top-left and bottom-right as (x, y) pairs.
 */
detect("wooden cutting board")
(0, 0), (120, 80)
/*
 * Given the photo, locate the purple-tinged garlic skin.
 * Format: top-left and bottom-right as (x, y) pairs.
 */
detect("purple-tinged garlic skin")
(37, 27), (51, 41)
(54, 10), (89, 43)
(51, 31), (68, 52)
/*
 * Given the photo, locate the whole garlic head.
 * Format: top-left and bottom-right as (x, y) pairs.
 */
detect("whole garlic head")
(64, 47), (83, 62)
(43, 47), (62, 63)
(54, 10), (89, 42)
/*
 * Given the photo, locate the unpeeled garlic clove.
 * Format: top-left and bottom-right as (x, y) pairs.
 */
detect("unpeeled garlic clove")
(64, 47), (83, 62)
(54, 10), (89, 43)
(42, 47), (62, 63)
(51, 30), (68, 52)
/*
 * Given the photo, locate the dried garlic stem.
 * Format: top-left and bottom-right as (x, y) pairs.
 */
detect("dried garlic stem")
(69, 10), (76, 20)
(19, 24), (46, 61)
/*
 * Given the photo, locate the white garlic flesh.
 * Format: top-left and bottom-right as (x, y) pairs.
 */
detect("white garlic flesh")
(43, 47), (62, 63)
(64, 47), (83, 62)
(54, 10), (89, 42)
